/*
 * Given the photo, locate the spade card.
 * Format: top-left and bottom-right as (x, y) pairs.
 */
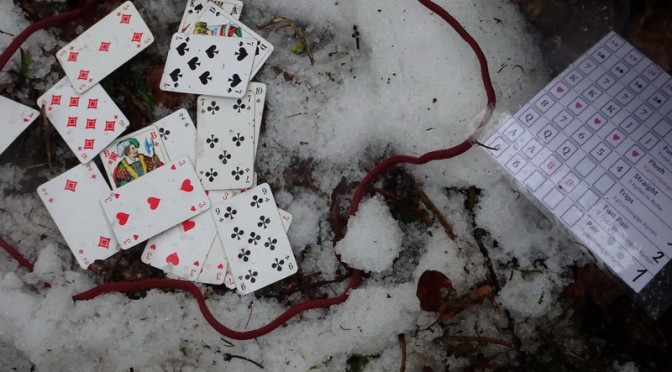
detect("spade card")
(101, 156), (210, 249)
(100, 125), (169, 189)
(56, 1), (154, 94)
(38, 163), (120, 269)
(212, 183), (297, 294)
(37, 77), (129, 164)
(160, 33), (256, 98)
(0, 95), (39, 156)
(196, 93), (255, 190)
(191, 3), (273, 77)
(142, 211), (217, 280)
(179, 0), (243, 33)
(153, 109), (197, 164)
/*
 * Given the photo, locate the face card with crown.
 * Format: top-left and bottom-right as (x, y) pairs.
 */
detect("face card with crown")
(0, 95), (39, 156)
(37, 77), (129, 164)
(56, 1), (154, 94)
(178, 0), (243, 33)
(37, 163), (120, 269)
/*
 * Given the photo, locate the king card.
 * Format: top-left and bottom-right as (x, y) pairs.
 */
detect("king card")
(179, 0), (243, 33)
(160, 33), (256, 98)
(56, 1), (154, 94)
(38, 163), (120, 269)
(101, 156), (210, 249)
(100, 125), (169, 189)
(37, 77), (129, 164)
(0, 95), (39, 156)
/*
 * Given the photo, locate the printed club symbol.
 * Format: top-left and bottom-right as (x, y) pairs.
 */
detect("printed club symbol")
(223, 206), (237, 220)
(207, 101), (219, 114)
(272, 258), (285, 272)
(258, 215), (270, 229)
(250, 195), (264, 208)
(204, 168), (218, 182)
(237, 248), (251, 262)
(97, 236), (111, 249)
(232, 133), (245, 146)
(231, 227), (244, 240)
(233, 99), (247, 113)
(248, 231), (261, 245)
(206, 134), (219, 148)
(64, 179), (78, 192)
(99, 42), (111, 52)
(231, 166), (245, 181)
(244, 269), (258, 283)
(67, 52), (78, 62)
(159, 127), (170, 140)
(219, 150), (231, 164)
(265, 237), (277, 251)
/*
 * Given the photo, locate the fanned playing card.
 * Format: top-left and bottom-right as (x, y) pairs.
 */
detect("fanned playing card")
(101, 156), (210, 249)
(160, 33), (256, 97)
(99, 125), (169, 189)
(37, 163), (120, 269)
(152, 109), (197, 164)
(37, 77), (129, 163)
(212, 183), (297, 294)
(190, 3), (273, 77)
(196, 93), (255, 190)
(179, 0), (243, 33)
(56, 1), (154, 94)
(0, 95), (39, 156)
(248, 82), (267, 158)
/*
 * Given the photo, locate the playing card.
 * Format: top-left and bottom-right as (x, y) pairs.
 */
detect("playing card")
(153, 109), (197, 164)
(190, 3), (273, 77)
(179, 0), (243, 33)
(212, 183), (297, 294)
(0, 95), (39, 156)
(56, 1), (154, 94)
(142, 211), (217, 280)
(37, 163), (120, 269)
(160, 33), (256, 98)
(37, 77), (129, 163)
(248, 82), (267, 158)
(101, 156), (210, 249)
(100, 125), (169, 189)
(196, 93), (255, 190)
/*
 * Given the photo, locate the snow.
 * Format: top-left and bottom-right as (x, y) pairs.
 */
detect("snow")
(0, 0), (616, 370)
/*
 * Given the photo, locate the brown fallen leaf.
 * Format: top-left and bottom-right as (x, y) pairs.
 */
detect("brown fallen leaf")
(416, 270), (454, 312)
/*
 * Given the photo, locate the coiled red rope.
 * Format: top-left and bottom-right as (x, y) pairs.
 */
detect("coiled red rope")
(2, 0), (496, 341)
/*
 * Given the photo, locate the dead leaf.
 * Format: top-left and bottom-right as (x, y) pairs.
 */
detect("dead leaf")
(416, 270), (454, 312)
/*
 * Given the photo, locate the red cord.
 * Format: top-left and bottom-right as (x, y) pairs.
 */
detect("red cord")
(0, 236), (34, 272)
(2, 0), (496, 341)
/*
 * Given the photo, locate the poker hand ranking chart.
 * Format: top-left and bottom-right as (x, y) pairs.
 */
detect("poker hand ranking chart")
(485, 32), (672, 318)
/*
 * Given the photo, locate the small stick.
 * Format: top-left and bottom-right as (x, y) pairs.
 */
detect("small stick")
(244, 304), (253, 329)
(412, 182), (456, 240)
(374, 187), (432, 226)
(398, 333), (407, 372)
(257, 17), (315, 65)
(224, 353), (264, 369)
(438, 334), (513, 348)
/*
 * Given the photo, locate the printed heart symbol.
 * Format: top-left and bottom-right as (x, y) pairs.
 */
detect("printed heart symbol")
(169, 68), (182, 82)
(116, 212), (130, 225)
(205, 45), (219, 58)
(228, 74), (242, 88)
(632, 150), (640, 157)
(114, 193), (120, 199)
(182, 220), (196, 232)
(176, 42), (189, 56)
(613, 134), (621, 141)
(193, 261), (200, 267)
(199, 71), (212, 85)
(23, 117), (30, 122)
(594, 118), (602, 125)
(147, 197), (161, 210)
(149, 244), (156, 250)
(133, 234), (139, 240)
(217, 263), (224, 269)
(180, 179), (194, 192)
(171, 164), (177, 170)
(556, 86), (564, 93)
(236, 47), (248, 61)
(79, 249), (84, 254)
(188, 56), (200, 70)
(190, 206), (196, 211)
(575, 102), (583, 109)
(166, 252), (180, 266)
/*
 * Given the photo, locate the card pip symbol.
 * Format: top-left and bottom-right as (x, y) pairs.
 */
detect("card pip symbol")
(98, 236), (112, 249)
(86, 119), (97, 129)
(87, 98), (98, 109)
(131, 32), (143, 44)
(99, 42), (111, 52)
(83, 138), (95, 150)
(64, 179), (78, 192)
(50, 95), (62, 106)
(67, 52), (79, 62)
(119, 13), (132, 24)
(69, 97), (80, 107)
(77, 70), (90, 81)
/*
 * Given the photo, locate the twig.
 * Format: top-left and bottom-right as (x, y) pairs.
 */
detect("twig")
(244, 304), (253, 329)
(412, 182), (456, 240)
(0, 29), (14, 37)
(374, 187), (432, 226)
(438, 334), (513, 348)
(40, 104), (53, 173)
(257, 17), (315, 65)
(398, 333), (407, 372)
(224, 353), (264, 369)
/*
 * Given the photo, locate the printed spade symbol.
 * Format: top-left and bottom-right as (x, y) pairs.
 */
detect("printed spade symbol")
(169, 68), (182, 82)
(199, 71), (212, 85)
(166, 252), (180, 266)
(176, 42), (189, 56)
(228, 74), (241, 88)
(188, 56), (200, 70)
(194, 4), (203, 13)
(205, 45), (218, 58)
(236, 46), (248, 61)
(217, 263), (224, 269)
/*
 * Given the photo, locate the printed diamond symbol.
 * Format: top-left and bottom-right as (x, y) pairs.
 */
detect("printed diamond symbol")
(87, 98), (98, 109)
(69, 97), (80, 107)
(104, 120), (116, 132)
(67, 52), (78, 62)
(131, 32), (143, 43)
(77, 70), (90, 81)
(67, 116), (78, 127)
(99, 42), (111, 52)
(97, 236), (111, 249)
(64, 179), (78, 192)
(85, 119), (97, 129)
(120, 13), (132, 24)
(83, 138), (95, 150)
(50, 95), (62, 106)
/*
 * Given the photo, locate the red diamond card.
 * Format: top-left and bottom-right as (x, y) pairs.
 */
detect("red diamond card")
(0, 95), (39, 156)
